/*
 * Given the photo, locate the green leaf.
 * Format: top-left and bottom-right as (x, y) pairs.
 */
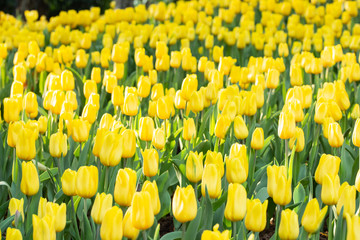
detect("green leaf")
(83, 211), (94, 240)
(255, 187), (269, 203)
(39, 168), (58, 182)
(184, 207), (202, 240)
(159, 231), (182, 240)
(293, 183), (305, 212)
(334, 206), (345, 240)
(0, 215), (15, 232)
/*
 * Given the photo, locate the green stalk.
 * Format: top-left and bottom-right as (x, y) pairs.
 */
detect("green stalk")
(71, 197), (81, 240)
(284, 139), (289, 171)
(104, 166), (109, 193)
(96, 224), (100, 240)
(232, 221), (237, 240)
(248, 149), (257, 186)
(328, 206), (333, 240)
(182, 223), (186, 240)
(275, 205), (282, 240)
(142, 230), (147, 240)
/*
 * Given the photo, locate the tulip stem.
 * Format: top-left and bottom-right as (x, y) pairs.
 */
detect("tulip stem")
(96, 224), (100, 240)
(275, 204), (282, 240)
(232, 221), (237, 239)
(194, 182), (198, 200)
(284, 139), (289, 172)
(71, 197), (81, 240)
(328, 206), (333, 240)
(104, 166), (109, 193)
(248, 149), (257, 186)
(142, 230), (147, 240)
(181, 223), (186, 240)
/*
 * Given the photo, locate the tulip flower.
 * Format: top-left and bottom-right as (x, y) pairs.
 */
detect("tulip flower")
(3, 97), (21, 123)
(142, 148), (159, 177)
(201, 164), (221, 199)
(123, 93), (139, 116)
(278, 209), (299, 240)
(114, 168), (137, 206)
(288, 127), (305, 152)
(91, 193), (113, 224)
(353, 119), (360, 147)
(251, 127), (264, 150)
(328, 124), (344, 149)
(152, 128), (165, 150)
(314, 154), (341, 184)
(301, 198), (328, 234)
(266, 68), (280, 89)
(91, 67), (101, 84)
(61, 70), (74, 91)
(32, 214), (56, 240)
(224, 183), (247, 222)
(278, 110), (296, 139)
(139, 117), (155, 142)
(121, 129), (136, 158)
(214, 114), (231, 139)
(6, 228), (22, 240)
(181, 75), (198, 101)
(137, 75), (151, 98)
(7, 121), (25, 148)
(131, 191), (154, 230)
(51, 90), (65, 115)
(81, 103), (98, 124)
(336, 183), (356, 217)
(201, 224), (230, 240)
(49, 131), (67, 158)
(172, 185), (197, 223)
(100, 206), (123, 240)
(225, 155), (248, 184)
(267, 165), (292, 206)
(183, 118), (196, 141)
(71, 119), (90, 143)
(351, 104), (360, 120)
(75, 166), (98, 198)
(156, 96), (173, 120)
(20, 161), (39, 196)
(234, 116), (248, 140)
(92, 128), (109, 157)
(9, 198), (24, 224)
(186, 151), (204, 183)
(151, 83), (164, 101)
(204, 151), (224, 177)
(99, 132), (123, 167)
(345, 214), (360, 240)
(142, 180), (161, 215)
(321, 174), (340, 206)
(45, 202), (66, 232)
(61, 169), (77, 196)
(245, 199), (268, 232)
(38, 116), (48, 134)
(24, 92), (38, 118)
(123, 207), (140, 239)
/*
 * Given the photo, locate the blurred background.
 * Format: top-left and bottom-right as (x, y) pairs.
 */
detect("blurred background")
(0, 0), (146, 18)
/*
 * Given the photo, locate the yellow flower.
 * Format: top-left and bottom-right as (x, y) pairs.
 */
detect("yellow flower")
(278, 209), (299, 240)
(172, 185), (197, 223)
(224, 183), (246, 222)
(100, 206), (123, 240)
(245, 199), (268, 232)
(91, 193), (113, 224)
(301, 198), (328, 234)
(20, 161), (39, 196)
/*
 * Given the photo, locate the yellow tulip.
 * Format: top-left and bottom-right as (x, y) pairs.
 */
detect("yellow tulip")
(20, 161), (39, 196)
(91, 193), (113, 224)
(100, 206), (123, 240)
(224, 183), (247, 222)
(172, 185), (197, 223)
(301, 198), (328, 234)
(142, 180), (161, 215)
(131, 191), (154, 230)
(114, 168), (136, 206)
(75, 166), (98, 198)
(278, 209), (299, 240)
(201, 164), (221, 199)
(61, 169), (77, 196)
(245, 199), (268, 232)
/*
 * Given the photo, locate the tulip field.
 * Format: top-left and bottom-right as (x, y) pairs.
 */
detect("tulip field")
(2, 0), (360, 239)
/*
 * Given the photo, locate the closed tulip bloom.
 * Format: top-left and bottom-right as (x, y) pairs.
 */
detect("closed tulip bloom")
(32, 214), (56, 240)
(99, 114), (114, 130)
(224, 183), (247, 222)
(71, 119), (90, 143)
(6, 228), (22, 240)
(20, 161), (39, 196)
(251, 127), (264, 150)
(234, 116), (248, 140)
(114, 168), (137, 206)
(301, 198), (328, 234)
(336, 183), (356, 217)
(16, 127), (36, 161)
(328, 122), (344, 148)
(156, 96), (172, 120)
(175, 90), (186, 110)
(75, 166), (98, 198)
(83, 80), (97, 99)
(321, 174), (340, 205)
(266, 68), (280, 89)
(123, 93), (138, 116)
(151, 83), (164, 101)
(100, 132), (123, 167)
(314, 102), (328, 124)
(213, 46), (223, 63)
(267, 165), (292, 206)
(131, 191), (154, 230)
(10, 80), (23, 98)
(91, 193), (113, 224)
(152, 128), (165, 150)
(315, 154), (341, 184)
(186, 151), (204, 183)
(226, 154), (248, 184)
(3, 97), (21, 123)
(201, 164), (221, 199)
(51, 90), (65, 115)
(45, 202), (66, 232)
(278, 209), (299, 240)
(351, 104), (360, 120)
(201, 224), (230, 240)
(61, 169), (77, 196)
(170, 51), (181, 68)
(13, 64), (27, 83)
(245, 199), (268, 232)
(91, 67), (101, 84)
(181, 75), (198, 101)
(38, 116), (48, 134)
(183, 118), (196, 141)
(9, 198), (24, 223)
(112, 44), (127, 63)
(7, 121), (25, 148)
(142, 180), (161, 215)
(135, 75), (150, 98)
(278, 110), (296, 139)
(121, 129), (136, 158)
(92, 128), (109, 157)
(49, 132), (67, 158)
(123, 207), (140, 239)
(142, 149), (159, 177)
(188, 91), (204, 114)
(172, 184), (197, 223)
(353, 119), (360, 147)
(100, 206), (123, 240)
(24, 92), (38, 118)
(346, 214), (360, 240)
(112, 85), (124, 107)
(61, 70), (74, 91)
(215, 114), (231, 139)
(289, 127), (305, 152)
(139, 117), (154, 142)
(204, 151), (224, 177)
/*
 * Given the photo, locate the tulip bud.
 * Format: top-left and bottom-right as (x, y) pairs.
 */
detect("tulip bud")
(32, 214), (56, 240)
(234, 115), (248, 140)
(278, 209), (299, 240)
(114, 168), (136, 206)
(84, 80), (97, 99)
(181, 75), (198, 101)
(183, 118), (196, 141)
(20, 161), (39, 196)
(61, 70), (75, 91)
(142, 149), (159, 177)
(351, 104), (360, 120)
(251, 127), (264, 150)
(186, 151), (204, 183)
(224, 183), (247, 222)
(16, 126), (37, 161)
(6, 228), (22, 240)
(336, 183), (356, 217)
(71, 119), (90, 142)
(289, 127), (305, 152)
(142, 180), (161, 215)
(245, 199), (268, 232)
(100, 206), (123, 240)
(131, 191), (154, 230)
(38, 116), (48, 134)
(204, 151), (224, 177)
(267, 165), (292, 206)
(156, 96), (172, 120)
(49, 131), (67, 158)
(213, 46), (223, 63)
(328, 122), (344, 148)
(214, 114), (231, 139)
(51, 90), (65, 115)
(99, 132), (123, 167)
(123, 93), (138, 116)
(91, 67), (101, 84)
(91, 193), (113, 224)
(278, 110), (296, 139)
(75, 166), (98, 198)
(137, 75), (151, 98)
(152, 128), (165, 150)
(321, 174), (340, 205)
(173, 184), (198, 223)
(61, 169), (77, 196)
(170, 51), (181, 68)
(266, 68), (280, 89)
(123, 207), (140, 239)
(3, 97), (21, 123)
(121, 129), (136, 158)
(201, 164), (221, 199)
(9, 198), (24, 224)
(7, 121), (25, 148)
(45, 202), (66, 232)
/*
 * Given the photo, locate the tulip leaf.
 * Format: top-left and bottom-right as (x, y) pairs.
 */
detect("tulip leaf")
(198, 108), (213, 138)
(198, 188), (213, 233)
(340, 143), (356, 184)
(0, 215), (14, 232)
(334, 206), (345, 240)
(159, 231), (182, 240)
(184, 206), (202, 240)
(255, 187), (269, 203)
(39, 167), (58, 182)
(193, 140), (211, 155)
(212, 191), (227, 211)
(83, 211), (94, 240)
(293, 183), (305, 212)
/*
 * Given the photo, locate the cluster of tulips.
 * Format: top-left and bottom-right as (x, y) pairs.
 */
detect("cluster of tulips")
(2, 0), (360, 239)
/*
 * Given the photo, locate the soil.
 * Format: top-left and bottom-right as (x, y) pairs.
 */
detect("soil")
(159, 214), (174, 237)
